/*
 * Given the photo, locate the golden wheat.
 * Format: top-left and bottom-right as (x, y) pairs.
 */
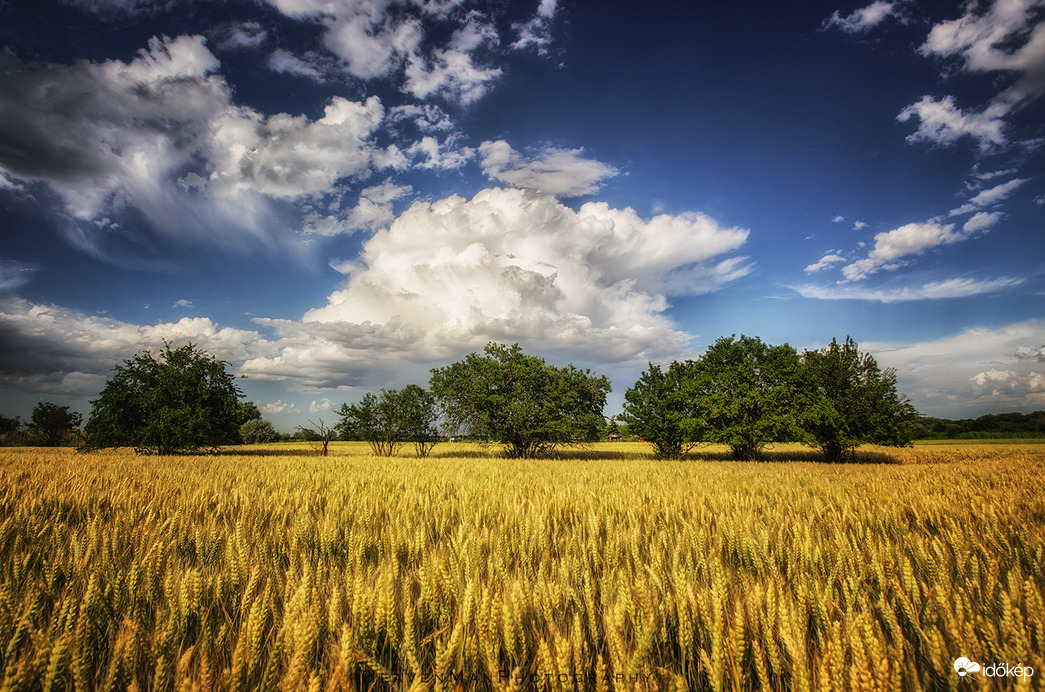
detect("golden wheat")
(0, 442), (1041, 690)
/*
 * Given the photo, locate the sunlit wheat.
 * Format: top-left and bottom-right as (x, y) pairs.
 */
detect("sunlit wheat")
(0, 442), (1041, 689)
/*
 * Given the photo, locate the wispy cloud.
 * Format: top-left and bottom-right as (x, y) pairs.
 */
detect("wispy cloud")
(821, 1), (904, 33)
(794, 276), (1022, 302)
(949, 177), (1027, 215)
(0, 261), (35, 293)
(804, 253), (845, 274)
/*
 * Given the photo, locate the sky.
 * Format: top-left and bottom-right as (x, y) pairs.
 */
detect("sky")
(0, 0), (1044, 431)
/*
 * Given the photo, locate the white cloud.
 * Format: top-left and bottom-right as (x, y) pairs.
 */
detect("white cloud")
(900, 0), (1045, 152)
(971, 369), (1045, 397)
(512, 0), (558, 53)
(262, 400), (298, 414)
(974, 166), (1018, 181)
(920, 0), (1045, 83)
(388, 104), (455, 133)
(950, 177), (1027, 216)
(896, 95), (1008, 151)
(968, 177), (1027, 206)
(304, 180), (413, 235)
(267, 48), (337, 81)
(963, 210), (1002, 233)
(261, 0), (545, 104)
(267, 0), (422, 79)
(0, 167), (24, 192)
(172, 299), (194, 309)
(1016, 344), (1045, 361)
(403, 12), (503, 103)
(407, 136), (475, 170)
(309, 398), (333, 413)
(841, 220), (965, 280)
(239, 187), (751, 388)
(832, 214), (845, 223)
(865, 318), (1045, 415)
(208, 96), (387, 199)
(794, 276), (1023, 302)
(220, 22), (268, 50)
(821, 1), (903, 33)
(804, 253), (845, 273)
(478, 140), (618, 197)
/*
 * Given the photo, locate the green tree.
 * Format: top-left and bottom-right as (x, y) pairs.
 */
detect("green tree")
(399, 384), (441, 457)
(801, 336), (917, 462)
(236, 401), (262, 425)
(239, 418), (278, 445)
(336, 385), (440, 457)
(621, 361), (701, 460)
(31, 402), (82, 446)
(691, 335), (809, 460)
(83, 342), (243, 455)
(429, 343), (610, 459)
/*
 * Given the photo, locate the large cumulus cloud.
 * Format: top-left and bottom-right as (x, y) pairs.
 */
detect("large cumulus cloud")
(239, 187), (751, 387)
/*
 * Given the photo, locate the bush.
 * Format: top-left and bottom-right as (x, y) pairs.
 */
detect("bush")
(240, 418), (278, 445)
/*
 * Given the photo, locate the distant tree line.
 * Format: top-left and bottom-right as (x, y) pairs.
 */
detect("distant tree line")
(913, 411), (1045, 439)
(61, 337), (934, 462)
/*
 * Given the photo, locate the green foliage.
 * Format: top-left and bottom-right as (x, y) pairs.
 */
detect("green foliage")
(802, 336), (917, 462)
(83, 342), (243, 455)
(621, 361), (701, 459)
(236, 400), (262, 426)
(429, 342), (611, 458)
(691, 335), (809, 460)
(30, 402), (82, 446)
(239, 418), (278, 445)
(336, 384), (440, 457)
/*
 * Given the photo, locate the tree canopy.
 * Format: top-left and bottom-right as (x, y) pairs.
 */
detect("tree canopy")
(802, 336), (917, 462)
(621, 360), (700, 460)
(429, 343), (610, 458)
(336, 384), (440, 457)
(30, 402), (82, 446)
(691, 335), (809, 460)
(83, 342), (243, 455)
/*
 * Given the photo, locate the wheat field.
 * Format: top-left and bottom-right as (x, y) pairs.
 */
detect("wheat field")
(0, 442), (1042, 691)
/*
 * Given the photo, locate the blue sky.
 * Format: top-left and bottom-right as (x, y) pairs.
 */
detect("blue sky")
(1, 0), (1044, 431)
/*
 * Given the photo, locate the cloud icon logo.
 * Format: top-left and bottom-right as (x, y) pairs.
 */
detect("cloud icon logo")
(954, 657), (981, 677)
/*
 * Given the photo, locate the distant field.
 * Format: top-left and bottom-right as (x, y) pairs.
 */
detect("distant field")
(0, 442), (1041, 690)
